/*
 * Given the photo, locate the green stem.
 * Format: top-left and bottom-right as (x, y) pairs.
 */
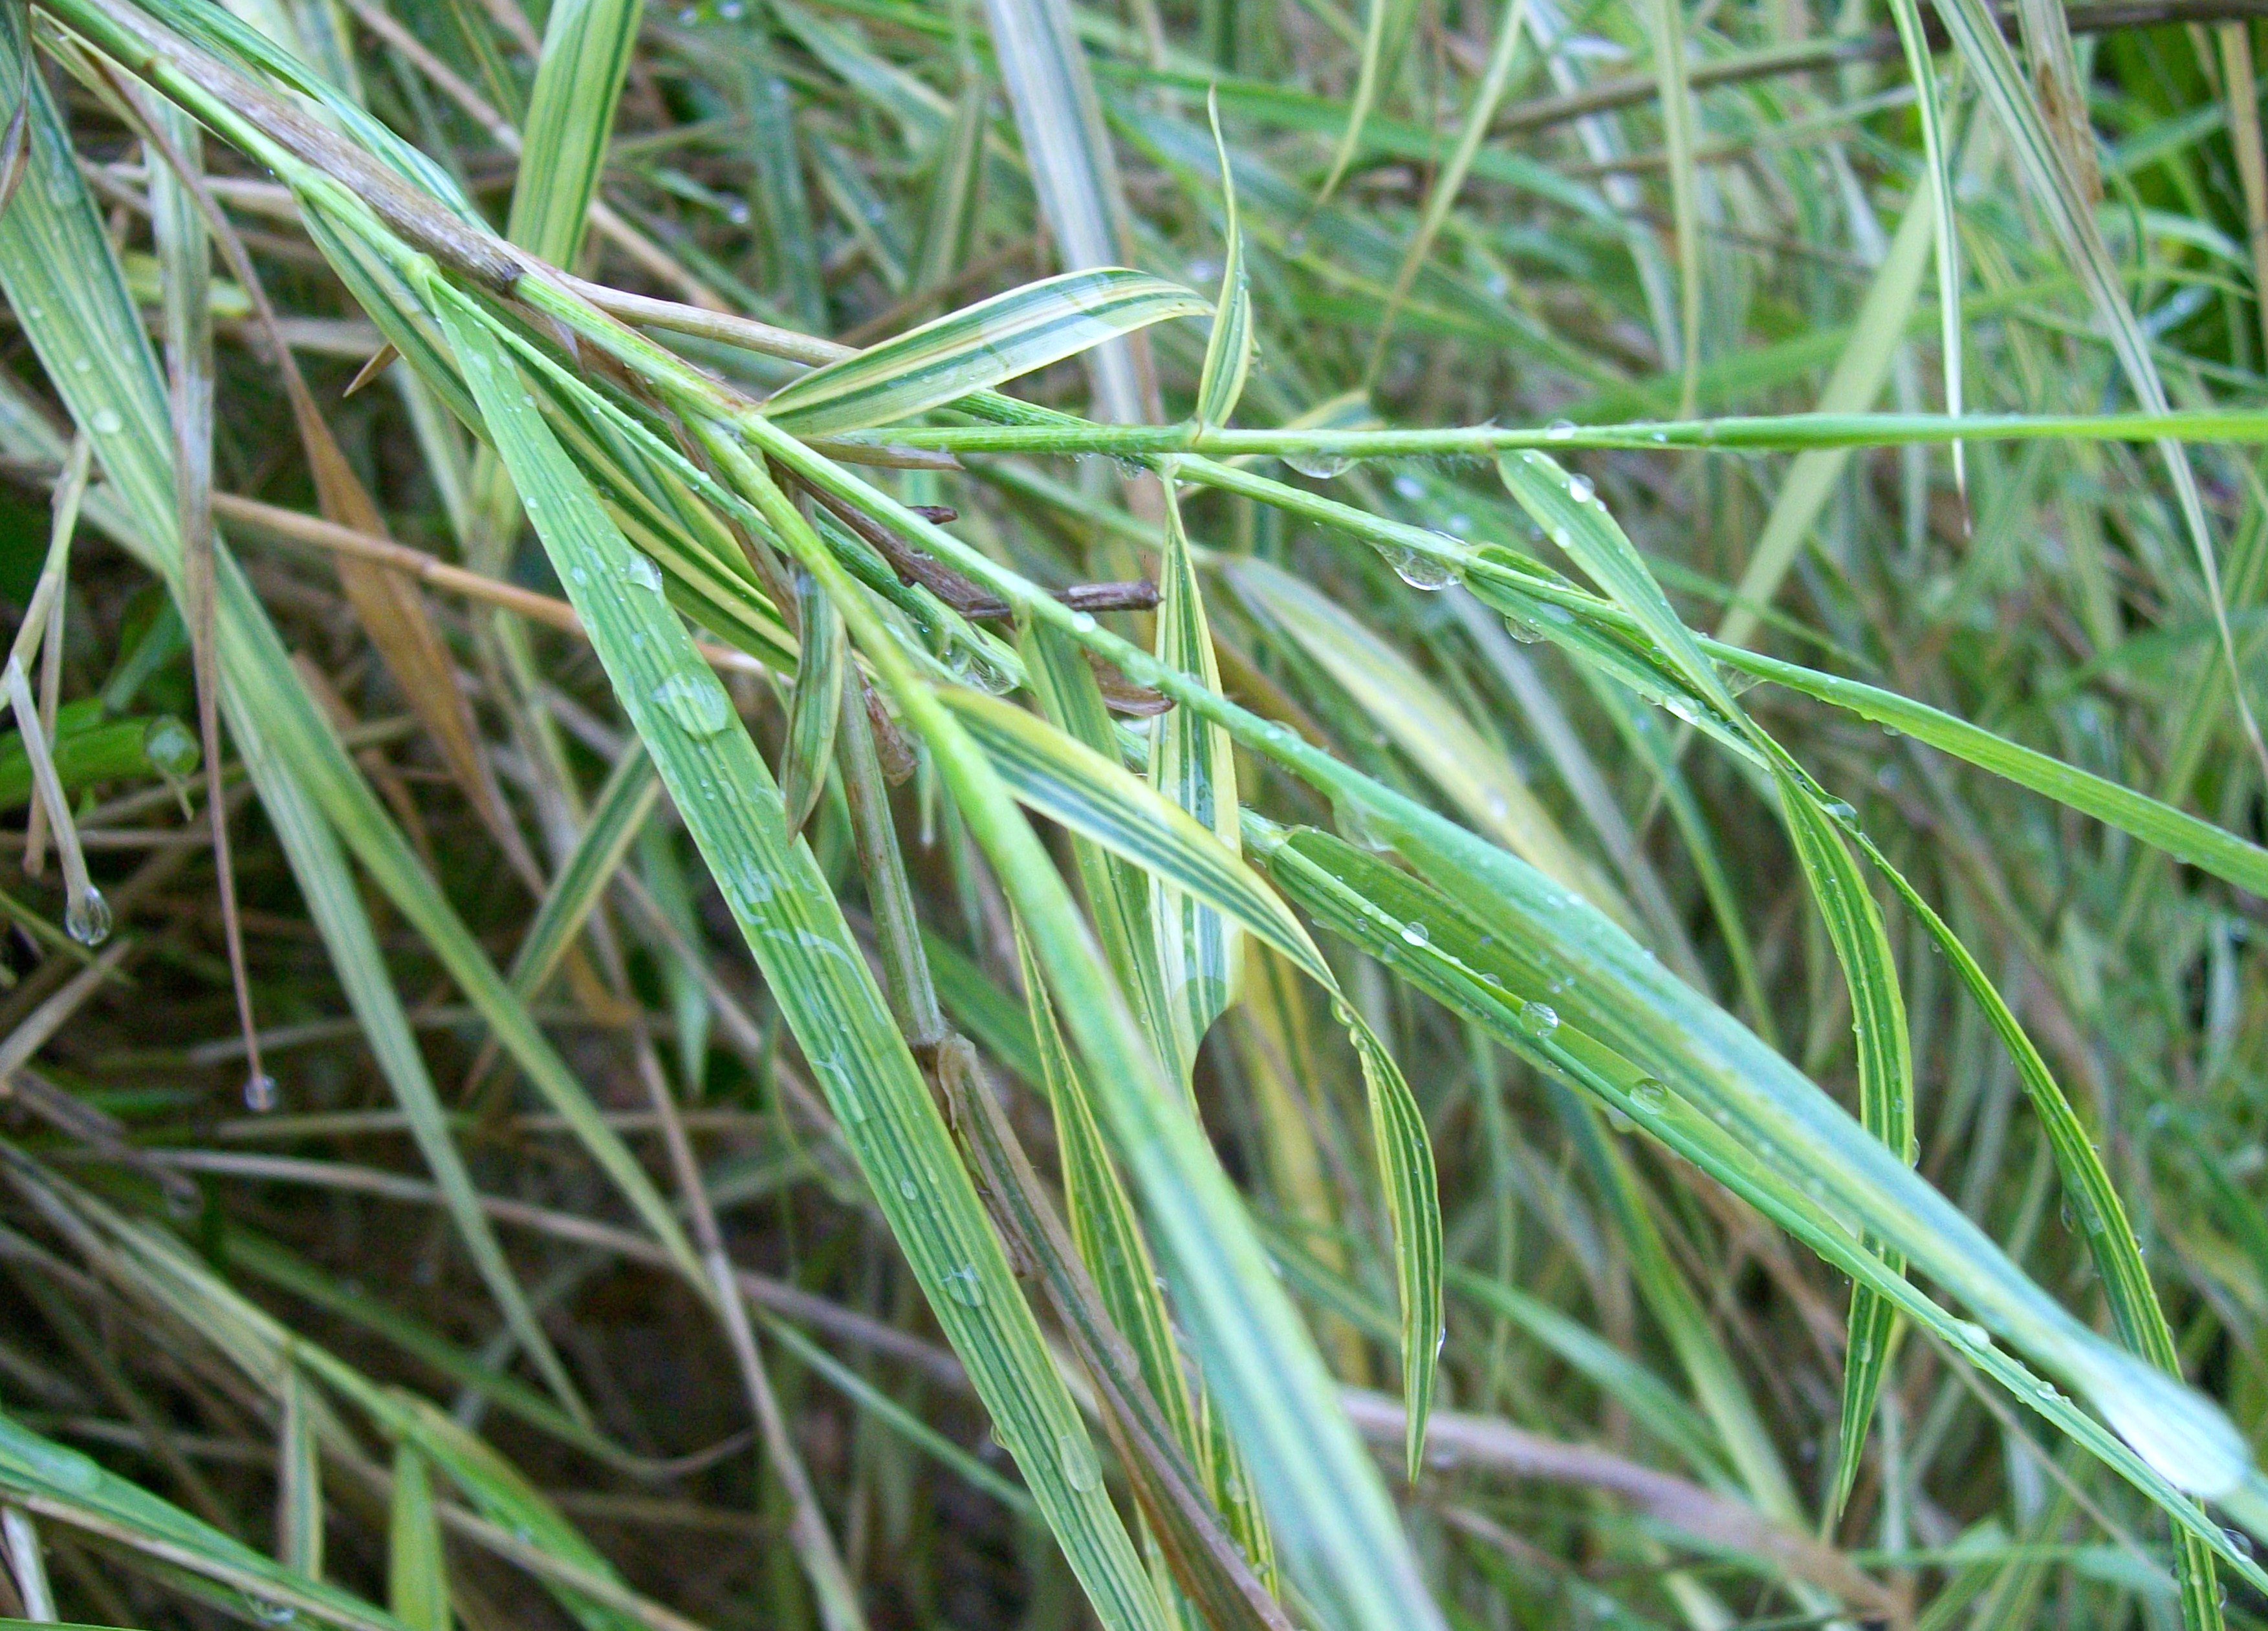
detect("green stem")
(834, 407), (2268, 456)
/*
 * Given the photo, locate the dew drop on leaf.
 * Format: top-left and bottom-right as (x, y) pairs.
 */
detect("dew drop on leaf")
(649, 670), (734, 737)
(1056, 1431), (1102, 1492)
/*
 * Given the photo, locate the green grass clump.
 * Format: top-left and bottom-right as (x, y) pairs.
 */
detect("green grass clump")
(0, 0), (2261, 1625)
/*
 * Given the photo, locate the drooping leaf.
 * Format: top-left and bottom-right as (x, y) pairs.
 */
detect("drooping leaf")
(764, 270), (1208, 436)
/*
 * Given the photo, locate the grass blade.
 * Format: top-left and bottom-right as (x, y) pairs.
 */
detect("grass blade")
(279, 1366), (323, 1578)
(1193, 92), (1252, 432)
(980, 0), (1150, 420)
(507, 0), (637, 267)
(780, 565), (844, 836)
(763, 270), (1206, 436)
(386, 1447), (447, 1631)
(1148, 477), (1241, 1070)
(0, 1414), (399, 1631)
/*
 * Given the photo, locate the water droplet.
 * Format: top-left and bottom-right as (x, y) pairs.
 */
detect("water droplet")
(1056, 1431), (1102, 1491)
(1069, 610), (1097, 634)
(1400, 921), (1430, 947)
(944, 640), (1018, 695)
(1286, 451), (1351, 479)
(898, 1176), (918, 1199)
(943, 1266), (985, 1306)
(1392, 473), (1424, 501)
(1378, 541), (1461, 591)
(1522, 1000), (1558, 1033)
(625, 553), (664, 593)
(142, 717), (199, 779)
(1822, 799), (1857, 821)
(1663, 693), (1702, 725)
(1545, 419), (1576, 441)
(66, 887), (111, 946)
(1605, 1105), (1635, 1134)
(1332, 793), (1396, 854)
(1629, 1078), (1668, 1115)
(649, 670), (734, 737)
(244, 1072), (278, 1112)
(569, 564), (589, 585)
(1567, 473), (1595, 504)
(1952, 1320), (1992, 1352)
(90, 409), (123, 435)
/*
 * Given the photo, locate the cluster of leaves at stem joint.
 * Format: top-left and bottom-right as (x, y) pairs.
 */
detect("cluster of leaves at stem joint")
(0, 0), (2263, 1629)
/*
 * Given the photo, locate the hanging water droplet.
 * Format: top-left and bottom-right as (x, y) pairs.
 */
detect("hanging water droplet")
(1545, 419), (1576, 441)
(1286, 451), (1352, 479)
(625, 553), (664, 593)
(245, 1072), (278, 1112)
(66, 887), (111, 946)
(944, 640), (1018, 695)
(91, 408), (124, 435)
(1377, 542), (1460, 591)
(1056, 1431), (1102, 1492)
(1069, 610), (1097, 634)
(1822, 799), (1857, 821)
(1400, 921), (1430, 947)
(1332, 792), (1395, 854)
(1522, 1000), (1559, 1033)
(1566, 473), (1595, 504)
(1629, 1077), (1668, 1115)
(1605, 1105), (1635, 1133)
(1663, 693), (1702, 725)
(142, 717), (199, 780)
